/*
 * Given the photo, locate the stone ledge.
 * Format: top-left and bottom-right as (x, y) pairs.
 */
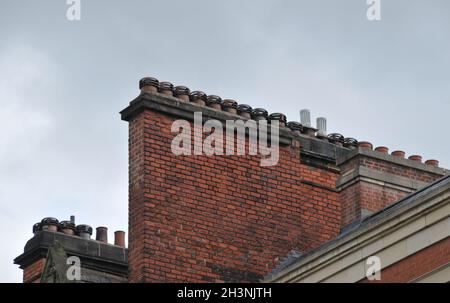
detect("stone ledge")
(14, 231), (128, 276)
(120, 92), (350, 165)
(337, 166), (430, 191)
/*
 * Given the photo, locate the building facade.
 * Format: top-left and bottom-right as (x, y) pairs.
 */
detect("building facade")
(14, 77), (450, 282)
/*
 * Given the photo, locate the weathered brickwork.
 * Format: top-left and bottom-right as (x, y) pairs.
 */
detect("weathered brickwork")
(339, 155), (444, 227)
(128, 115), (147, 282)
(340, 183), (361, 228)
(116, 85), (447, 283)
(23, 258), (45, 283)
(359, 157), (440, 183)
(127, 109), (341, 282)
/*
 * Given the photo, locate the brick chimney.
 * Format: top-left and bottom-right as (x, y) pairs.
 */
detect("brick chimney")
(120, 77), (448, 282)
(337, 146), (446, 228)
(14, 217), (128, 283)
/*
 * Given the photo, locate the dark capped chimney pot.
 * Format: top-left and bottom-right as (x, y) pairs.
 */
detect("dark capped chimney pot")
(139, 77), (159, 93)
(206, 95), (223, 110)
(344, 138), (359, 149)
(222, 99), (238, 114)
(158, 81), (174, 96)
(327, 133), (345, 147)
(237, 104), (253, 119)
(189, 91), (207, 106)
(174, 86), (191, 102)
(252, 108), (269, 121)
(301, 125), (317, 137)
(96, 226), (108, 243)
(76, 224), (93, 240)
(268, 113), (287, 127)
(41, 217), (59, 232)
(287, 121), (303, 135)
(33, 222), (42, 235)
(59, 221), (76, 235)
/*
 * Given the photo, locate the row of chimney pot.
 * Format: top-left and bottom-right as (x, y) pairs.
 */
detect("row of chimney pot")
(33, 217), (126, 247)
(139, 77), (358, 144)
(357, 142), (439, 167)
(138, 76), (439, 167)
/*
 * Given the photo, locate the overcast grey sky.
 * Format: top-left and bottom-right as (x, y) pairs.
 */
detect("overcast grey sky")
(0, 0), (449, 282)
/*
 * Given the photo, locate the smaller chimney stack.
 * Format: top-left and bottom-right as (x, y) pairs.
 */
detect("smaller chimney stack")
(70, 215), (75, 224)
(114, 231), (126, 247)
(96, 226), (108, 243)
(300, 109), (311, 127)
(316, 117), (327, 137)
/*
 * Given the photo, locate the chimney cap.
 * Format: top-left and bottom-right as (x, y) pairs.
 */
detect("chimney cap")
(206, 95), (223, 105)
(114, 230), (126, 247)
(96, 226), (108, 243)
(33, 222), (41, 234)
(222, 99), (238, 110)
(189, 91), (207, 101)
(344, 137), (358, 147)
(159, 81), (174, 91)
(425, 159), (439, 167)
(252, 108), (269, 119)
(41, 217), (59, 226)
(59, 220), (76, 230)
(358, 141), (373, 150)
(76, 224), (93, 235)
(408, 155), (423, 162)
(237, 104), (253, 114)
(327, 133), (345, 143)
(268, 113), (287, 124)
(392, 150), (406, 158)
(139, 77), (159, 89)
(287, 121), (303, 131)
(375, 146), (389, 154)
(174, 86), (190, 96)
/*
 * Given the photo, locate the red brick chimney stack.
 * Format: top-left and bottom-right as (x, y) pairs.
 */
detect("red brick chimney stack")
(119, 76), (448, 282)
(15, 217), (128, 283)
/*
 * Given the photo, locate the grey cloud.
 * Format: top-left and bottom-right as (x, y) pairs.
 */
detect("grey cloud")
(0, 0), (449, 281)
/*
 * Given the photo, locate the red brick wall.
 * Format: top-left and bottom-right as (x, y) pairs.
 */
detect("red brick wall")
(359, 182), (408, 213)
(361, 236), (450, 283)
(126, 99), (446, 282)
(128, 113), (147, 282)
(23, 258), (45, 283)
(340, 183), (361, 227)
(127, 109), (341, 282)
(360, 157), (440, 183)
